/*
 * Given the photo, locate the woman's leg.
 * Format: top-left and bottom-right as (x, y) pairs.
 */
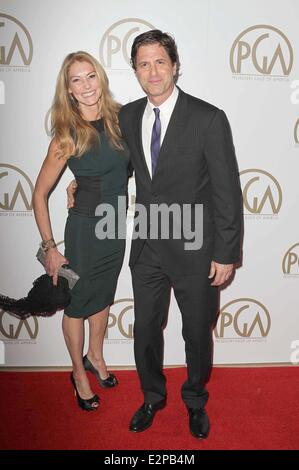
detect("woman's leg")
(87, 306), (110, 379)
(62, 314), (98, 405)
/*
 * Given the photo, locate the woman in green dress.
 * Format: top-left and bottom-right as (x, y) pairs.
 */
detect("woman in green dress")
(33, 51), (130, 411)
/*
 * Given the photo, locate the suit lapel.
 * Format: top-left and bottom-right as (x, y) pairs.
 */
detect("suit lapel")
(133, 98), (151, 183)
(153, 88), (187, 179)
(132, 89), (188, 184)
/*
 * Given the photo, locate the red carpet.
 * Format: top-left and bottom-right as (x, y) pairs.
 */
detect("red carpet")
(0, 367), (298, 450)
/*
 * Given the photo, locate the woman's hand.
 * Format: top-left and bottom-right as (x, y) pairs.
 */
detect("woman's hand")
(67, 180), (78, 208)
(45, 248), (69, 286)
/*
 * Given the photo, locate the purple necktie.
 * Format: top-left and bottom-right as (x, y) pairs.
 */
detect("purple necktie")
(150, 108), (161, 176)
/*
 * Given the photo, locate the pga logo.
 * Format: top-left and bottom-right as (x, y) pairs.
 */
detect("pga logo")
(99, 18), (155, 69)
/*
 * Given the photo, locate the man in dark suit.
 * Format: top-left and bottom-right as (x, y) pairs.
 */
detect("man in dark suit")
(119, 30), (242, 439)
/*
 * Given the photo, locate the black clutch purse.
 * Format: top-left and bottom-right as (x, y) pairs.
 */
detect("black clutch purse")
(36, 248), (80, 290)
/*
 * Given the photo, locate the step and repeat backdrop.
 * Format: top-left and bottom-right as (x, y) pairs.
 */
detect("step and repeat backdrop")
(0, 0), (298, 366)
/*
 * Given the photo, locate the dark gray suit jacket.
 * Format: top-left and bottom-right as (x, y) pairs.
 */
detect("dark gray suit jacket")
(119, 88), (243, 275)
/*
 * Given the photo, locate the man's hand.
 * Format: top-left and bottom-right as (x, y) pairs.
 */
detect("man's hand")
(208, 261), (234, 286)
(67, 179), (77, 209)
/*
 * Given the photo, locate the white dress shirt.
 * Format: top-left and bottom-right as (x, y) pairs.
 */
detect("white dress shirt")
(142, 85), (179, 178)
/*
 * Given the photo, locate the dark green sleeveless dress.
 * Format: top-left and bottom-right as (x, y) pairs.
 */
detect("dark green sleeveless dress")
(64, 119), (130, 318)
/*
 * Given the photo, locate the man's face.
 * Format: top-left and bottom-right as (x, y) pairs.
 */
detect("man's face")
(135, 43), (176, 106)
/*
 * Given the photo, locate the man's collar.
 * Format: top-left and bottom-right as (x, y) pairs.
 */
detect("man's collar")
(145, 85), (179, 117)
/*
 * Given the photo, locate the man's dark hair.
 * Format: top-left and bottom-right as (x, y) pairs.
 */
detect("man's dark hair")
(131, 29), (180, 81)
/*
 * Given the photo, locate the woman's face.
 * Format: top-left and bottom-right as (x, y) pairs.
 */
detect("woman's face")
(68, 60), (101, 113)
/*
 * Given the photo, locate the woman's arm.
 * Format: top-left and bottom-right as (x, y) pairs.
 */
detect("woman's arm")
(33, 139), (68, 285)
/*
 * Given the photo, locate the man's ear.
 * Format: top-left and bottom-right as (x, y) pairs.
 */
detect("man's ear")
(173, 62), (177, 78)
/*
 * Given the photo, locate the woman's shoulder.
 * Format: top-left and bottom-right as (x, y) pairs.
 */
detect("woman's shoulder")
(47, 137), (61, 158)
(47, 136), (72, 162)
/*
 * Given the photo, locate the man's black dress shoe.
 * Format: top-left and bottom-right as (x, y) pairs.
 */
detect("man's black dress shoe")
(188, 407), (210, 439)
(129, 400), (166, 432)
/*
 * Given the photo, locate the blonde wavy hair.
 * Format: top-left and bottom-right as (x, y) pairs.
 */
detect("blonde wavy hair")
(51, 51), (123, 159)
